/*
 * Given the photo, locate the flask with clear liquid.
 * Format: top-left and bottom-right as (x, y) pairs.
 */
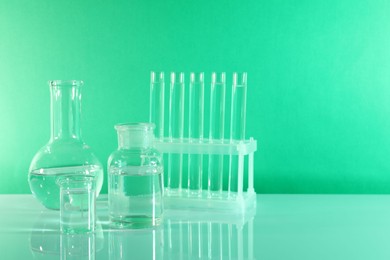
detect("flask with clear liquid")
(108, 123), (163, 228)
(28, 80), (104, 210)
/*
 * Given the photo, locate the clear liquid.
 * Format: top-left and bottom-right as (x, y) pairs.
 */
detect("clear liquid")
(109, 166), (163, 228)
(61, 189), (95, 234)
(29, 165), (103, 210)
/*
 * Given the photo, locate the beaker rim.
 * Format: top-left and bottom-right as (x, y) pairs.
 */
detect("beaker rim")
(114, 122), (155, 131)
(56, 174), (95, 187)
(48, 80), (84, 87)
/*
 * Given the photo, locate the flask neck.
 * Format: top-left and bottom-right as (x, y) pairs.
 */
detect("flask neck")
(50, 80), (83, 141)
(116, 124), (156, 149)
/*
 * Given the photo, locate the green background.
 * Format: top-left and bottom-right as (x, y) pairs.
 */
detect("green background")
(1, 0), (390, 194)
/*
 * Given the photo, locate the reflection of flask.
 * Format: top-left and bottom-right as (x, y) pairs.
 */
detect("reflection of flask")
(108, 123), (163, 228)
(28, 80), (104, 210)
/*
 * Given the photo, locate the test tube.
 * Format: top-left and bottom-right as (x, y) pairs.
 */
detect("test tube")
(57, 175), (96, 234)
(188, 72), (204, 195)
(208, 72), (226, 196)
(228, 72), (247, 196)
(150, 72), (165, 140)
(168, 72), (185, 193)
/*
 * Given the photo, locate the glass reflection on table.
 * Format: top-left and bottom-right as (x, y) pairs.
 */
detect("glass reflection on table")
(109, 227), (164, 260)
(28, 196), (255, 259)
(29, 209), (104, 260)
(163, 209), (255, 260)
(60, 232), (96, 260)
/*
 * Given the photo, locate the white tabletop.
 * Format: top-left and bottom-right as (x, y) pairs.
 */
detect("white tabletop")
(1, 194), (390, 259)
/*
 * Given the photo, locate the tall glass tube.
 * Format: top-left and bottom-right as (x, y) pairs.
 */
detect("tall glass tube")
(188, 72), (204, 195)
(208, 72), (226, 196)
(230, 72), (247, 140)
(168, 72), (185, 193)
(149, 72), (165, 140)
(228, 72), (247, 195)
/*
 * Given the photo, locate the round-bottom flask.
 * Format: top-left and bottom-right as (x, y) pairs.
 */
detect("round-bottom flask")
(28, 80), (103, 210)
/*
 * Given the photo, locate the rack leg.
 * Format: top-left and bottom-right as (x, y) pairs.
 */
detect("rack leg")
(248, 152), (254, 193)
(237, 154), (244, 198)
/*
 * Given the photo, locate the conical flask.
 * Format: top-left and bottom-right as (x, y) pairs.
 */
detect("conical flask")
(28, 80), (103, 210)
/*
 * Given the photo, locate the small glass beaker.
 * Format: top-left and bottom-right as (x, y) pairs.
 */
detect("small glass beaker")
(57, 175), (96, 234)
(108, 123), (164, 228)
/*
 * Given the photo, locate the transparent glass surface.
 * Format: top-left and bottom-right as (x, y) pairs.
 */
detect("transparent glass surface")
(108, 123), (164, 228)
(4, 194), (390, 259)
(28, 80), (104, 210)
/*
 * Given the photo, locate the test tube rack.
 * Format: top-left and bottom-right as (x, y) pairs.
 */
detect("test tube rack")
(150, 72), (257, 213)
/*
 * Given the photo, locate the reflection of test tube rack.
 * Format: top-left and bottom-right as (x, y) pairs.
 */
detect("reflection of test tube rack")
(106, 209), (255, 260)
(164, 208), (255, 260)
(150, 72), (257, 213)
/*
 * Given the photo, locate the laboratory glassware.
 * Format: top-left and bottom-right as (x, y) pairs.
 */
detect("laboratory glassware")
(208, 72), (226, 196)
(28, 80), (104, 210)
(228, 72), (248, 195)
(188, 72), (205, 195)
(57, 175), (96, 234)
(167, 72), (185, 194)
(149, 72), (257, 213)
(150, 72), (165, 140)
(108, 123), (164, 228)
